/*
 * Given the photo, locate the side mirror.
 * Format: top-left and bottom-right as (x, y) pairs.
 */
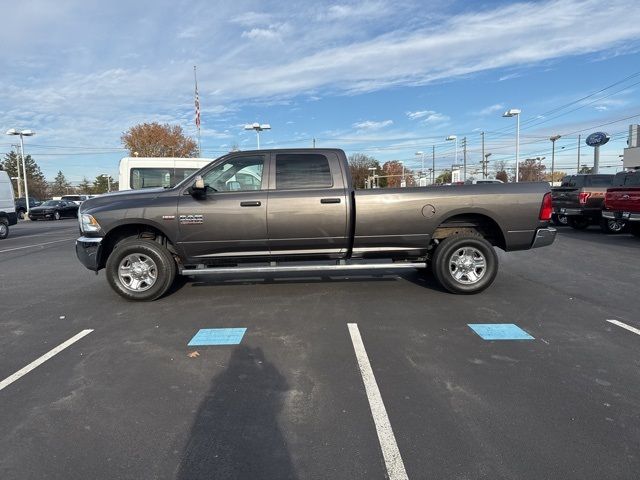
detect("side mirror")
(188, 175), (207, 199)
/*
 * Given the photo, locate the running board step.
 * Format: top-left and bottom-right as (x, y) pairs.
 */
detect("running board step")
(180, 262), (426, 276)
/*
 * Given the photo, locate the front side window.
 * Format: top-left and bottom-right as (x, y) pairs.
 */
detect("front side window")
(202, 156), (264, 192)
(275, 154), (333, 190)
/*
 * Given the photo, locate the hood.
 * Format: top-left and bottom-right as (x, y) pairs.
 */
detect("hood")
(79, 188), (166, 213)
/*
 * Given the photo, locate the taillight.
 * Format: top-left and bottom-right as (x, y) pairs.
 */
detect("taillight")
(604, 191), (612, 209)
(579, 192), (591, 204)
(539, 192), (552, 221)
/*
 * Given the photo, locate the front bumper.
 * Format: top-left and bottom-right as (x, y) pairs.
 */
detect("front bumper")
(531, 227), (557, 249)
(76, 236), (103, 271)
(602, 210), (640, 222)
(29, 211), (54, 220)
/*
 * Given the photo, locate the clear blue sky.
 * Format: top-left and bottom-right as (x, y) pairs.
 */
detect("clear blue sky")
(1, 0), (640, 182)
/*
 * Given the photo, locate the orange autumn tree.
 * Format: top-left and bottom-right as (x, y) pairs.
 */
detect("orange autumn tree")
(121, 122), (198, 157)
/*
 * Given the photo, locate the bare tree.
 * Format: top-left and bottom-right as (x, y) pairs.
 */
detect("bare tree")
(348, 153), (380, 189)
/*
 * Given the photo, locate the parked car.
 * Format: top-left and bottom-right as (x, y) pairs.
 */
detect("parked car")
(602, 170), (640, 238)
(76, 148), (556, 301)
(15, 196), (42, 219)
(551, 174), (624, 233)
(61, 194), (92, 205)
(28, 200), (79, 220)
(0, 171), (18, 239)
(464, 179), (504, 184)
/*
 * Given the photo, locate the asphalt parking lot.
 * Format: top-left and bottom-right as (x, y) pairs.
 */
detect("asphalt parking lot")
(1, 219), (639, 480)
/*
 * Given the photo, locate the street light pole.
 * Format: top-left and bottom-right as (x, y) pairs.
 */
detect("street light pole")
(550, 135), (561, 184)
(102, 174), (111, 192)
(244, 123), (271, 149)
(446, 135), (457, 170)
(6, 129), (35, 213)
(432, 145), (435, 185)
(502, 109), (521, 182)
(10, 144), (22, 197)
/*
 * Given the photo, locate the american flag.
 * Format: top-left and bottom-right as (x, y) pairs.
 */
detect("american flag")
(194, 84), (201, 129)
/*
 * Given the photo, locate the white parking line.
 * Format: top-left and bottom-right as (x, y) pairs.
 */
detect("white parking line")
(348, 323), (409, 480)
(607, 319), (640, 336)
(0, 237), (76, 254)
(0, 329), (93, 392)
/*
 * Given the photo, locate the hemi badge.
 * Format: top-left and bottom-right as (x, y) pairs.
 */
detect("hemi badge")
(162, 215), (176, 220)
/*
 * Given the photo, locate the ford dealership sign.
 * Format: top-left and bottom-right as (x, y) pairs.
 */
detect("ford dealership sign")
(585, 132), (610, 147)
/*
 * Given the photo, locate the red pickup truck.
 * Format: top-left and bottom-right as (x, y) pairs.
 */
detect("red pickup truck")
(603, 170), (640, 238)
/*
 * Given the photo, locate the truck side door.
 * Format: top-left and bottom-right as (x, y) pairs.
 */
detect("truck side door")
(266, 151), (348, 256)
(176, 154), (269, 260)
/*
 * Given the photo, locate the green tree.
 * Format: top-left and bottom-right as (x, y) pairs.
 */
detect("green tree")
(121, 122), (198, 157)
(92, 175), (117, 194)
(348, 153), (382, 189)
(50, 170), (72, 196)
(0, 151), (49, 199)
(435, 170), (452, 184)
(77, 177), (93, 194)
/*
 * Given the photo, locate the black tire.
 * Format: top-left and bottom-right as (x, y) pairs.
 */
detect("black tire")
(431, 234), (499, 294)
(567, 216), (589, 230)
(105, 239), (177, 301)
(0, 218), (8, 239)
(600, 218), (626, 234)
(631, 223), (640, 239)
(53, 211), (61, 221)
(552, 214), (568, 226)
(17, 209), (25, 220)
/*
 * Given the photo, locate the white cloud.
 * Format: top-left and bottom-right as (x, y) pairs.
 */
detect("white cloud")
(475, 103), (505, 116)
(406, 110), (449, 124)
(352, 119), (393, 130)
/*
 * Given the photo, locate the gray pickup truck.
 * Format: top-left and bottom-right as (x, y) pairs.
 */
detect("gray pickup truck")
(76, 149), (556, 301)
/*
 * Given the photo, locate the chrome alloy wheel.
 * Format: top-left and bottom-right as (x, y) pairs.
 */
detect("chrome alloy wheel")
(118, 253), (158, 292)
(607, 219), (625, 233)
(0, 223), (7, 237)
(448, 246), (487, 285)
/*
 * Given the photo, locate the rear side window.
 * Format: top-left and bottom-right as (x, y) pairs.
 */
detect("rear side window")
(617, 171), (640, 186)
(561, 176), (584, 187)
(586, 175), (613, 187)
(275, 154), (333, 190)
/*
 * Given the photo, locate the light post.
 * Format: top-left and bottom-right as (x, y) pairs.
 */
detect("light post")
(101, 174), (111, 193)
(367, 167), (377, 188)
(244, 123), (271, 149)
(446, 135), (458, 167)
(6, 128), (35, 214)
(399, 161), (406, 187)
(549, 135), (561, 184)
(502, 109), (521, 182)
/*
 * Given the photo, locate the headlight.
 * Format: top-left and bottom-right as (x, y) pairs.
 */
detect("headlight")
(80, 214), (101, 233)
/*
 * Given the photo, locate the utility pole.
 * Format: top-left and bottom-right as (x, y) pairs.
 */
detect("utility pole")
(481, 132), (485, 179)
(550, 135), (561, 184)
(577, 134), (581, 174)
(462, 137), (467, 181)
(432, 145), (435, 185)
(312, 138), (316, 148)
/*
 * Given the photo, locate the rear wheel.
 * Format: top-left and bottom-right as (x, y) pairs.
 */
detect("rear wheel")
(552, 214), (568, 226)
(431, 234), (498, 294)
(0, 218), (8, 239)
(567, 216), (589, 230)
(17, 209), (25, 220)
(105, 239), (176, 301)
(54, 211), (61, 220)
(600, 218), (626, 234)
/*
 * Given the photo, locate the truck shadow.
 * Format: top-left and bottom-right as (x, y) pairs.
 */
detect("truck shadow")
(176, 345), (297, 480)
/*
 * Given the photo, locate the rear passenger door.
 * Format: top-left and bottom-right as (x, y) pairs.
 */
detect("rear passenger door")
(267, 152), (348, 256)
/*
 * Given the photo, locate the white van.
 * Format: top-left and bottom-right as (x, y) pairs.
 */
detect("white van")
(0, 170), (18, 239)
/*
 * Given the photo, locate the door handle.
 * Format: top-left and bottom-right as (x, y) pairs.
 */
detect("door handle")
(320, 198), (341, 204)
(240, 201), (262, 207)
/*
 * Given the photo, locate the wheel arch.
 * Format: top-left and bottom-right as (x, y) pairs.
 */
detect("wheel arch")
(99, 222), (177, 270)
(432, 212), (507, 250)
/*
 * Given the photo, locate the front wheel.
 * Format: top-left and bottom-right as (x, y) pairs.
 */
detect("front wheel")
(0, 219), (8, 239)
(431, 234), (498, 294)
(600, 218), (626, 234)
(17, 210), (25, 220)
(105, 239), (177, 301)
(54, 211), (61, 221)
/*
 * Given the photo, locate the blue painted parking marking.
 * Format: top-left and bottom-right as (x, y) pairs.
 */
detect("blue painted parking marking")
(468, 323), (534, 340)
(188, 328), (247, 346)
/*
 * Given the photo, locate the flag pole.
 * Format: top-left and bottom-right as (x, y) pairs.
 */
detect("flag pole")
(194, 65), (201, 157)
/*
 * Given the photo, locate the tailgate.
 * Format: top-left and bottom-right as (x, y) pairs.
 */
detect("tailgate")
(606, 188), (640, 212)
(551, 187), (579, 209)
